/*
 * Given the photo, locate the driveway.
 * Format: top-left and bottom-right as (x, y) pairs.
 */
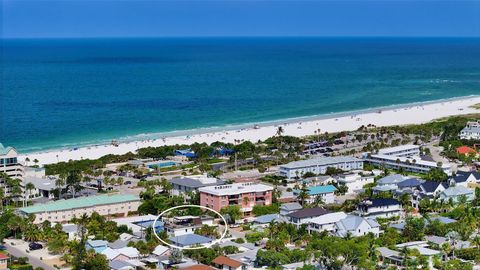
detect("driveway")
(4, 240), (58, 270)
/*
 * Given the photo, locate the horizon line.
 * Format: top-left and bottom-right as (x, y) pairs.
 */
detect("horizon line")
(3, 35), (480, 40)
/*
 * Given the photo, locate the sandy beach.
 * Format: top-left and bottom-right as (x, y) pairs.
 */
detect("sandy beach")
(20, 96), (480, 165)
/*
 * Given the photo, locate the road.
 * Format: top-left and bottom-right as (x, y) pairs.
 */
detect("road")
(5, 242), (56, 270)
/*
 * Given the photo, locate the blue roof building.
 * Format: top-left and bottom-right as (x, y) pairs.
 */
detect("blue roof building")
(175, 149), (197, 158)
(293, 185), (337, 204)
(86, 239), (109, 253)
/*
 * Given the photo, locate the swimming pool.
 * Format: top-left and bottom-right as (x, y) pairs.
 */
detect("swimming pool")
(148, 161), (178, 169)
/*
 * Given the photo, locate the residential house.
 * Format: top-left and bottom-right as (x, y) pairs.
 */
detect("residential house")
(168, 234), (213, 248)
(86, 240), (109, 253)
(459, 121), (480, 140)
(439, 185), (474, 203)
(456, 146), (478, 157)
(293, 185), (337, 204)
(418, 181), (447, 197)
(335, 215), (381, 237)
(252, 214), (285, 228)
(101, 247), (140, 261)
(212, 256), (243, 270)
(279, 202), (302, 217)
(62, 224), (80, 241)
(108, 260), (135, 270)
(450, 171), (480, 188)
(308, 212), (347, 233)
(335, 172), (374, 194)
(0, 253), (9, 270)
(286, 207), (330, 228)
(356, 198), (402, 218)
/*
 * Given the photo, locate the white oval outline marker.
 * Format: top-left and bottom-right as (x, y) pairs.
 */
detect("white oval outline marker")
(152, 204), (229, 250)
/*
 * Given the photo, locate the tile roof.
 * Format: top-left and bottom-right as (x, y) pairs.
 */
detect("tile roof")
(19, 194), (140, 214)
(457, 146), (477, 155)
(286, 207), (329, 219)
(181, 265), (215, 270)
(212, 255), (242, 268)
(0, 253), (9, 260)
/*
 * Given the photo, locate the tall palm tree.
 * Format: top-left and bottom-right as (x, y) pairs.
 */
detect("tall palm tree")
(0, 187), (4, 211)
(25, 182), (35, 206)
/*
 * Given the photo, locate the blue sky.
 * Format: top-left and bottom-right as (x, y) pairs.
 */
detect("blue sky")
(3, 0), (480, 38)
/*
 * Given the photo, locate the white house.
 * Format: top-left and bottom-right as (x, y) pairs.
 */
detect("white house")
(459, 121), (480, 140)
(439, 186), (474, 203)
(335, 172), (374, 194)
(364, 153), (452, 175)
(286, 207), (330, 228)
(357, 198), (402, 218)
(450, 171), (480, 188)
(335, 215), (381, 237)
(308, 212), (347, 233)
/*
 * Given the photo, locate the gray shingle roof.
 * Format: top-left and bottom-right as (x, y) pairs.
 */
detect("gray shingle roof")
(169, 177), (224, 188)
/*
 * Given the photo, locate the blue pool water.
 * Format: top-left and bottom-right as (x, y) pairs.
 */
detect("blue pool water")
(148, 162), (178, 169)
(1, 37), (480, 153)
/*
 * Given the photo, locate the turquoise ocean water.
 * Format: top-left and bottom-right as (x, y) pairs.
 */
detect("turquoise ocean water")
(1, 37), (480, 153)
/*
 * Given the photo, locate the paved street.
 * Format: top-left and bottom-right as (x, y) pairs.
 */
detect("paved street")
(5, 241), (56, 270)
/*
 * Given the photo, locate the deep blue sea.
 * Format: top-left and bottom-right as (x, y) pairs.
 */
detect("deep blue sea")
(1, 37), (480, 153)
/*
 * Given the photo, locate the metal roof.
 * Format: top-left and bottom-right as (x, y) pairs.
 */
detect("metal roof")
(280, 156), (362, 169)
(19, 194), (140, 214)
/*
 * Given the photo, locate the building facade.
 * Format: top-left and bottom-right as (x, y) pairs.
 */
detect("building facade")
(335, 172), (374, 194)
(199, 182), (273, 215)
(18, 194), (141, 223)
(278, 156), (364, 179)
(459, 121), (480, 140)
(377, 145), (421, 157)
(0, 143), (25, 200)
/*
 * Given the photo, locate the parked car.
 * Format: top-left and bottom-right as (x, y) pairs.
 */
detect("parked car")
(124, 181), (132, 185)
(29, 242), (43, 251)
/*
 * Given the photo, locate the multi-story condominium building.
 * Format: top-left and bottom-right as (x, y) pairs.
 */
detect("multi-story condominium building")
(169, 175), (225, 196)
(363, 153), (451, 175)
(356, 198), (402, 218)
(278, 156), (364, 179)
(18, 194), (141, 223)
(378, 145), (421, 157)
(199, 182), (273, 215)
(459, 121), (480, 140)
(335, 172), (374, 194)
(0, 143), (25, 200)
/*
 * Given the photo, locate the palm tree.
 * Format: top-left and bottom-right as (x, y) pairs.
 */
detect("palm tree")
(276, 126), (284, 137)
(25, 157), (30, 166)
(25, 182), (35, 206)
(0, 187), (4, 211)
(33, 159), (39, 166)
